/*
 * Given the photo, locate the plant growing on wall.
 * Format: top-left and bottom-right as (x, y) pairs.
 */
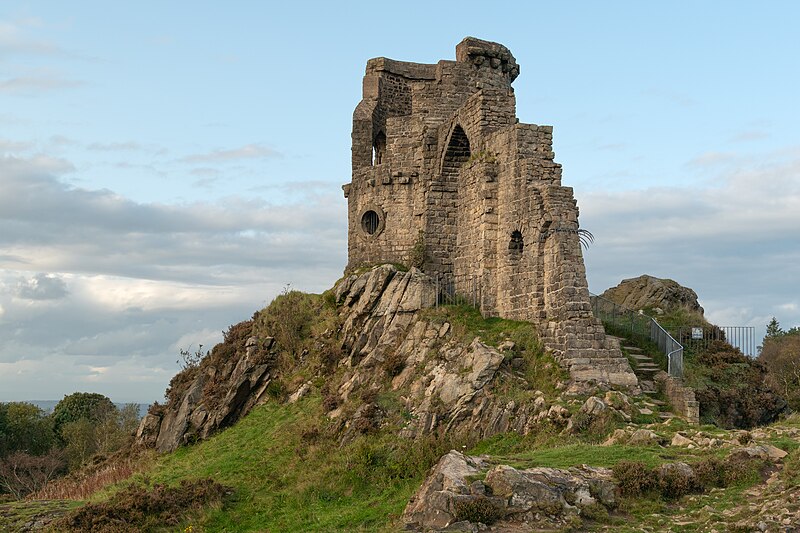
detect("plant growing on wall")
(409, 230), (426, 270)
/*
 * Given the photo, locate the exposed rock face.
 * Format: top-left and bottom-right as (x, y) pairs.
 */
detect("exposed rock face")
(402, 450), (618, 531)
(601, 275), (704, 314)
(137, 264), (634, 452)
(137, 335), (277, 453)
(332, 265), (550, 439)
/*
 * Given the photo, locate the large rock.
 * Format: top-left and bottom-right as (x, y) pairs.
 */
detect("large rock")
(403, 452), (618, 531)
(601, 275), (703, 314)
(403, 451), (494, 530)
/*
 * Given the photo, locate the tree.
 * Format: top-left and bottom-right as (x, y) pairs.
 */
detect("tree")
(52, 392), (117, 438)
(0, 402), (56, 458)
(765, 317), (784, 340)
(760, 333), (800, 410)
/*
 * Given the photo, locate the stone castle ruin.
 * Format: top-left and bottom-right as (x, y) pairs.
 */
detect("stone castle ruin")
(342, 37), (636, 387)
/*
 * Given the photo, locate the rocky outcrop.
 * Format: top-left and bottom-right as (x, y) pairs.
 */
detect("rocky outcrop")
(402, 450), (618, 531)
(137, 335), (277, 453)
(331, 265), (552, 439)
(601, 275), (704, 315)
(137, 264), (634, 452)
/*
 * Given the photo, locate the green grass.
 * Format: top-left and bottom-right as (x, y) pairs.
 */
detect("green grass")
(422, 304), (567, 397)
(110, 396), (455, 532)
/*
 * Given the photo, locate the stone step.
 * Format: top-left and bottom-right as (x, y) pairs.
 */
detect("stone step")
(659, 412), (676, 419)
(623, 346), (643, 353)
(648, 398), (666, 406)
(636, 363), (660, 369)
(629, 354), (653, 361)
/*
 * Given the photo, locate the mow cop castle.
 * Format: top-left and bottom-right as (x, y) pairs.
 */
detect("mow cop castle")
(343, 38), (636, 387)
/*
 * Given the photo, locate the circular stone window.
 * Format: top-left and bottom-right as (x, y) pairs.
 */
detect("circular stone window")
(361, 210), (381, 235)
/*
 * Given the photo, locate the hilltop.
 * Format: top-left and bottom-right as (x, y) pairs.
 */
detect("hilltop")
(1, 265), (797, 532)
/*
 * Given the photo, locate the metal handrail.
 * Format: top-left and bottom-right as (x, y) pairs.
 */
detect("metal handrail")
(590, 293), (684, 379)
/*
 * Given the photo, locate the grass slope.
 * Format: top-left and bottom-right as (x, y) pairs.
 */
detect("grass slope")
(122, 397), (431, 532)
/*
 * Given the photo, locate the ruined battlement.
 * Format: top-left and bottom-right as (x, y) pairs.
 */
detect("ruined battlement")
(343, 38), (637, 387)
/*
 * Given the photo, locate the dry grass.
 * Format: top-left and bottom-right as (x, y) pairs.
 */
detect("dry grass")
(29, 453), (150, 501)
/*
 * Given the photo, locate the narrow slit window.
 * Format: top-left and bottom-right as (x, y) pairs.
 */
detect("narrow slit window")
(509, 230), (524, 254)
(372, 132), (386, 166)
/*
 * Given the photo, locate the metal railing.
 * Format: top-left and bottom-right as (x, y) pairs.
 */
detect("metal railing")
(590, 293), (684, 378)
(674, 326), (756, 357)
(434, 273), (483, 309)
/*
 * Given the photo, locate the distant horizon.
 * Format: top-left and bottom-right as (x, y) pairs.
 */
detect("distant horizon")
(10, 399), (152, 418)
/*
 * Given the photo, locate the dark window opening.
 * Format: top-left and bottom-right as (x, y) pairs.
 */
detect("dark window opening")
(372, 132), (386, 166)
(509, 230), (524, 254)
(362, 210), (380, 235)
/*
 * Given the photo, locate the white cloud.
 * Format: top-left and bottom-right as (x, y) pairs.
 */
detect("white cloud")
(180, 143), (281, 163)
(0, 72), (84, 94)
(582, 147), (800, 347)
(0, 152), (345, 402)
(0, 20), (61, 58)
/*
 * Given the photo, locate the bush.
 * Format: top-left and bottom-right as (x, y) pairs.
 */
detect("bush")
(255, 290), (323, 357)
(691, 457), (726, 489)
(689, 341), (786, 428)
(56, 478), (229, 532)
(381, 351), (406, 378)
(453, 496), (505, 525)
(0, 449), (66, 499)
(613, 461), (655, 496)
(656, 464), (694, 500)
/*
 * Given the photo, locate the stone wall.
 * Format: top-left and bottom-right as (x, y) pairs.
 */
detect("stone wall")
(655, 371), (701, 424)
(343, 37), (636, 388)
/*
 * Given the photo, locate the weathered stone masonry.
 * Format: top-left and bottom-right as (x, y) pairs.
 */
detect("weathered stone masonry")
(342, 37), (636, 387)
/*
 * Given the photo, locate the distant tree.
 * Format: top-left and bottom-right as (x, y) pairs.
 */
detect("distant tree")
(52, 393), (117, 438)
(760, 332), (800, 411)
(0, 402), (57, 458)
(765, 317), (784, 340)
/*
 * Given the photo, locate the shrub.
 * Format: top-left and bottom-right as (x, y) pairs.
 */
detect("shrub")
(56, 478), (229, 532)
(656, 464), (693, 500)
(580, 502), (610, 522)
(322, 393), (339, 412)
(613, 461), (655, 496)
(453, 496), (505, 525)
(255, 290), (322, 357)
(690, 341), (786, 428)
(0, 449), (66, 499)
(691, 457), (726, 489)
(381, 351), (406, 378)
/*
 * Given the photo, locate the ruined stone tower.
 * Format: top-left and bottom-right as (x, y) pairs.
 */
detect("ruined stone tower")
(343, 37), (636, 387)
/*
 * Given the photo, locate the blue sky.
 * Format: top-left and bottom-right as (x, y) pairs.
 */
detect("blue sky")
(1, 1), (799, 402)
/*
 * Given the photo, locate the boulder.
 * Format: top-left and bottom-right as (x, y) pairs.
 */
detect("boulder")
(404, 452), (618, 531)
(671, 433), (697, 447)
(402, 451), (494, 530)
(628, 428), (663, 446)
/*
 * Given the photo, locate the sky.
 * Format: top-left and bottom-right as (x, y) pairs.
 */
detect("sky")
(1, 1), (798, 403)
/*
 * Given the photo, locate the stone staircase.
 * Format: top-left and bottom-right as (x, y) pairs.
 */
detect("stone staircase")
(608, 335), (675, 420)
